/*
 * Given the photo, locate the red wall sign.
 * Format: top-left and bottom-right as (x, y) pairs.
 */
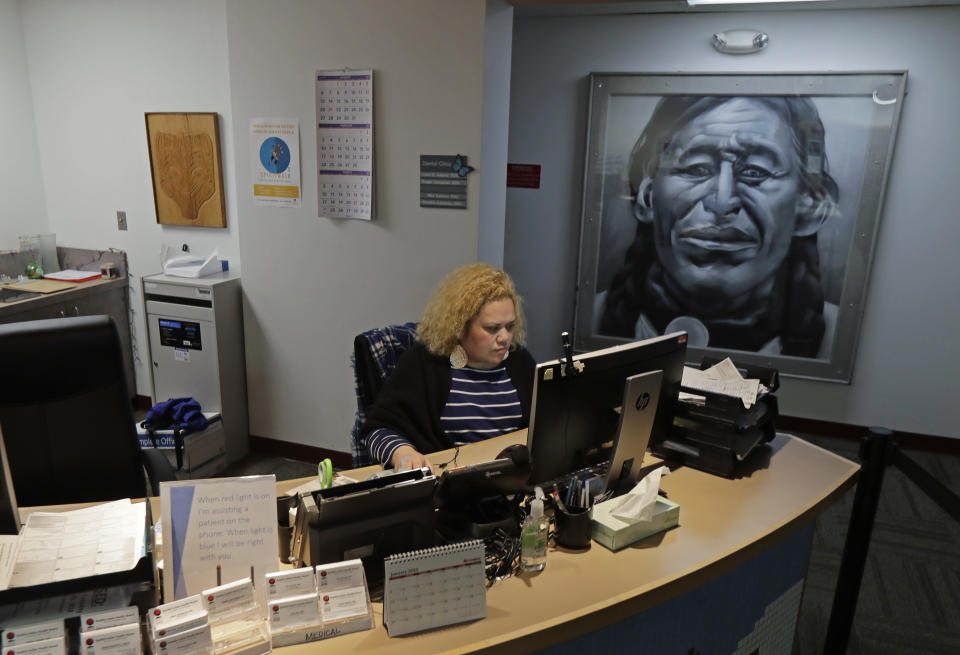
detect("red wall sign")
(506, 163), (541, 189)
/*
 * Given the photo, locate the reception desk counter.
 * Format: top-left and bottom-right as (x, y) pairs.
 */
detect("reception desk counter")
(274, 431), (858, 653)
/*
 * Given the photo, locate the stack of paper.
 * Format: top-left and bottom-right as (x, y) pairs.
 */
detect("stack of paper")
(680, 357), (763, 408)
(42, 269), (102, 283)
(161, 244), (220, 278)
(0, 500), (146, 590)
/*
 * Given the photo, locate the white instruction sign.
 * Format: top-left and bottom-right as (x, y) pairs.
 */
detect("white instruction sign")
(160, 476), (278, 606)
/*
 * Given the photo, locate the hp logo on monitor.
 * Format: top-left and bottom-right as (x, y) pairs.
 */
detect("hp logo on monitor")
(635, 392), (651, 411)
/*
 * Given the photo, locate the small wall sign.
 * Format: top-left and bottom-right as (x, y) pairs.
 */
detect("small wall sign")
(420, 155), (472, 209)
(507, 163), (541, 189)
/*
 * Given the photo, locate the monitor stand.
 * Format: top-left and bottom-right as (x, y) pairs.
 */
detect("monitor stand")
(602, 369), (663, 498)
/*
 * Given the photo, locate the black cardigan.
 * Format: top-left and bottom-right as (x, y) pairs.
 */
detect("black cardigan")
(361, 342), (536, 459)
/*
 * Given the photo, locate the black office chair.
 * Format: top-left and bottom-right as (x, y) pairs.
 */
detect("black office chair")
(349, 322), (418, 467)
(0, 315), (174, 506)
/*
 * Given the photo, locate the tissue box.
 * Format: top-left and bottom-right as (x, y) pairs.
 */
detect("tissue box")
(590, 497), (680, 551)
(137, 413), (226, 479)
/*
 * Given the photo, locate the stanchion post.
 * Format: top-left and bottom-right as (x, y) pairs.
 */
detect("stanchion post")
(823, 426), (895, 655)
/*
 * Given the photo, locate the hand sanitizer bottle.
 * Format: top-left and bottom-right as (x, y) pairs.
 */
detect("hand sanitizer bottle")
(521, 487), (548, 571)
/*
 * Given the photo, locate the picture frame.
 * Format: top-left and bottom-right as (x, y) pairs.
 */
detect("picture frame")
(575, 72), (907, 383)
(145, 112), (227, 228)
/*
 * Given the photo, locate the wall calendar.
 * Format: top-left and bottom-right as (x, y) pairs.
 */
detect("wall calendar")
(315, 69), (374, 220)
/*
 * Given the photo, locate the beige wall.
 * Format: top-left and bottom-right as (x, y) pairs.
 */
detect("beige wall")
(227, 0), (491, 451)
(19, 0), (241, 396)
(0, 0), (47, 250)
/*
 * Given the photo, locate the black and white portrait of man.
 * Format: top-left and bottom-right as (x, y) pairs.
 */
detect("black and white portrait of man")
(594, 94), (852, 359)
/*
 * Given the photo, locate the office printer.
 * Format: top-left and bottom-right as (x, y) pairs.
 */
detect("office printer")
(290, 468), (437, 587)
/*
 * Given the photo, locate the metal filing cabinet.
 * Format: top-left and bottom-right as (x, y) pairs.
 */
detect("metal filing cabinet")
(142, 271), (249, 465)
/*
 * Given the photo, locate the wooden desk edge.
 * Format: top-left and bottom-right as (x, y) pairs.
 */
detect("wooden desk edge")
(0, 276), (127, 309)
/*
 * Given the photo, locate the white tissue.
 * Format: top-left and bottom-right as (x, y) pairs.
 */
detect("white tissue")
(610, 466), (668, 523)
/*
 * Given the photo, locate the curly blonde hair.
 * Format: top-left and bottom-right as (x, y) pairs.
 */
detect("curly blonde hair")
(417, 263), (526, 357)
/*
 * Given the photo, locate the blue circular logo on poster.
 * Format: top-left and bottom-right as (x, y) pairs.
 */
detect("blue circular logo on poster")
(259, 137), (291, 174)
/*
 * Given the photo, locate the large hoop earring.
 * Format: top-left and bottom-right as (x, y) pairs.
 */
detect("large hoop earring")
(449, 344), (468, 368)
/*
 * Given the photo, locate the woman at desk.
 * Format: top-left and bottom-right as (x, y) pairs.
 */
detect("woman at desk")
(360, 263), (535, 472)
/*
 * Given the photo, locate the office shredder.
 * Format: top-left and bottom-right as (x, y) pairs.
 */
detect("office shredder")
(142, 271), (249, 465)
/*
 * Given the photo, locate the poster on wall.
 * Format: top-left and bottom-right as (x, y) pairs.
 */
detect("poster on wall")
(575, 72), (907, 383)
(250, 117), (302, 208)
(315, 69), (374, 220)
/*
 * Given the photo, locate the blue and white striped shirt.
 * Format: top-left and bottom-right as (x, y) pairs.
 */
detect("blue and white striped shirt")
(441, 365), (522, 443)
(366, 364), (521, 466)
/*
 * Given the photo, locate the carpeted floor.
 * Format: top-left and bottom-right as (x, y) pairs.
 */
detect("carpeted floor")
(218, 454), (317, 482)
(794, 434), (960, 655)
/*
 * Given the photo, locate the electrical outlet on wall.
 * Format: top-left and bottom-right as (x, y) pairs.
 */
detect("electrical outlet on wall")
(116, 210), (127, 231)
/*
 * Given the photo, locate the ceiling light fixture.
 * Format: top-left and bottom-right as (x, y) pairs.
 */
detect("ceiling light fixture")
(712, 29), (769, 54)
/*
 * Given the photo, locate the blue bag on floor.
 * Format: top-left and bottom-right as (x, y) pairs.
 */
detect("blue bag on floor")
(140, 397), (209, 470)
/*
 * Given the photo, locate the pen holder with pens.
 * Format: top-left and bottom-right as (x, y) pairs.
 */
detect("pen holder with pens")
(555, 505), (591, 549)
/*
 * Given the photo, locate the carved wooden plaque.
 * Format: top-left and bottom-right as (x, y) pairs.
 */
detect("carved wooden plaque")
(145, 113), (226, 227)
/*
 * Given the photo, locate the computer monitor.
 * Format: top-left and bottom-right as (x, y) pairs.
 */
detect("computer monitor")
(526, 332), (687, 486)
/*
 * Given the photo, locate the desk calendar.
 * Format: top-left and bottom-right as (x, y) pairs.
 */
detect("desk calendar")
(315, 69), (374, 220)
(382, 540), (486, 637)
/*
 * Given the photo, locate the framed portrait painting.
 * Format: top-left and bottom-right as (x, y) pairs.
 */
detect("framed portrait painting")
(145, 112), (227, 228)
(574, 72), (907, 383)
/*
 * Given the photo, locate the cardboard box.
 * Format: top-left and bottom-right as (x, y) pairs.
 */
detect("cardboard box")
(178, 453), (227, 480)
(590, 497), (680, 551)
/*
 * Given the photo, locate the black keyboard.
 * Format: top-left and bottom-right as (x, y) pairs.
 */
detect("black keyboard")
(529, 460), (610, 498)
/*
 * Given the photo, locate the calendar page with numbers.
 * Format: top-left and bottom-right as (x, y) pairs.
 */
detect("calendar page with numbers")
(382, 539), (486, 637)
(315, 69), (374, 220)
